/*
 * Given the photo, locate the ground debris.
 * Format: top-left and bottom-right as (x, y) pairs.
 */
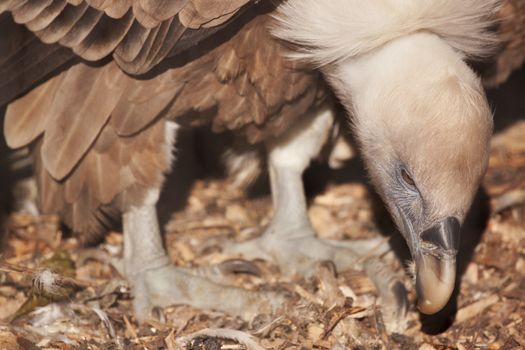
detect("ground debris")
(1, 119), (524, 349)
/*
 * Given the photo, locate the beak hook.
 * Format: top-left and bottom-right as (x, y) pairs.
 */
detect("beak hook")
(415, 217), (460, 314)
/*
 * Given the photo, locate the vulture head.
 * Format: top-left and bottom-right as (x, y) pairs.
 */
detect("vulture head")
(334, 33), (493, 314)
(275, 0), (496, 313)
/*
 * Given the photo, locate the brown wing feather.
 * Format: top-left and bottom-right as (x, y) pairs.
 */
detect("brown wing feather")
(34, 2), (90, 43)
(86, 150), (121, 204)
(110, 83), (182, 136)
(25, 0), (67, 32)
(34, 142), (64, 217)
(3, 0), (254, 75)
(179, 0), (249, 29)
(483, 0), (525, 87)
(4, 71), (65, 148)
(34, 117), (171, 241)
(11, 0), (52, 24)
(58, 6), (104, 47)
(0, 13), (75, 106)
(63, 156), (86, 204)
(134, 0), (189, 27)
(40, 62), (125, 180)
(4, 5), (324, 239)
(102, 0), (132, 19)
(72, 7), (134, 60)
(112, 20), (151, 62)
(136, 12), (325, 144)
(0, 0), (24, 13)
(113, 16), (186, 74)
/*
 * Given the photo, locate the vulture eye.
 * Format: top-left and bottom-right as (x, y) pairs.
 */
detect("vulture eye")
(401, 169), (416, 188)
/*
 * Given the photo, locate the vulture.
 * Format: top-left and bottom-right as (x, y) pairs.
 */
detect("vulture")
(482, 0), (525, 87)
(0, 0), (501, 322)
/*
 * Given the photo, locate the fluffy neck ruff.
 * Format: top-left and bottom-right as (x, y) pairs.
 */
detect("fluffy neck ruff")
(326, 31), (489, 127)
(273, 0), (499, 66)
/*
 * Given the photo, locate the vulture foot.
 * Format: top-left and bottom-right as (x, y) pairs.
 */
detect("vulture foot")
(226, 225), (388, 276)
(225, 225), (408, 331)
(128, 263), (283, 322)
(122, 189), (282, 323)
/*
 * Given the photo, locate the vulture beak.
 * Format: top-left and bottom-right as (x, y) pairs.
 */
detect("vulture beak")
(414, 217), (460, 314)
(401, 212), (461, 314)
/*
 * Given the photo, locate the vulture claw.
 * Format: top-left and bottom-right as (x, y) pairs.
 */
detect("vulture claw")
(173, 259), (262, 285)
(218, 259), (261, 276)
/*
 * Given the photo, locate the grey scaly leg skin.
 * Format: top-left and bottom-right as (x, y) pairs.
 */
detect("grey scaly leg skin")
(122, 188), (283, 322)
(224, 105), (408, 327)
(9, 147), (40, 216)
(226, 105), (380, 274)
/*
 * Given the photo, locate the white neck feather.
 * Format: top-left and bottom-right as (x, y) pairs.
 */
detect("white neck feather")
(328, 32), (469, 111)
(273, 0), (499, 66)
(322, 32), (488, 149)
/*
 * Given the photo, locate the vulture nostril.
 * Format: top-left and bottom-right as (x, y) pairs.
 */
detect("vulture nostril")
(420, 240), (439, 251)
(420, 217), (460, 252)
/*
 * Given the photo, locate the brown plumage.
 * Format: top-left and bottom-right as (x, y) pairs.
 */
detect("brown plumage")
(1, 0), (516, 322)
(482, 0), (525, 86)
(2, 0), (250, 74)
(1, 1), (324, 240)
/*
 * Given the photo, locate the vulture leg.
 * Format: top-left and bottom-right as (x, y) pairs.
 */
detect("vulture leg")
(121, 187), (282, 322)
(225, 106), (407, 328)
(226, 105), (381, 274)
(8, 147), (39, 216)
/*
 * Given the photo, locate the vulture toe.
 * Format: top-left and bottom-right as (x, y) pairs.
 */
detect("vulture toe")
(128, 264), (283, 322)
(121, 188), (283, 322)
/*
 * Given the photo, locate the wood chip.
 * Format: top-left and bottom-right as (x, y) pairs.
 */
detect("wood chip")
(456, 295), (500, 324)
